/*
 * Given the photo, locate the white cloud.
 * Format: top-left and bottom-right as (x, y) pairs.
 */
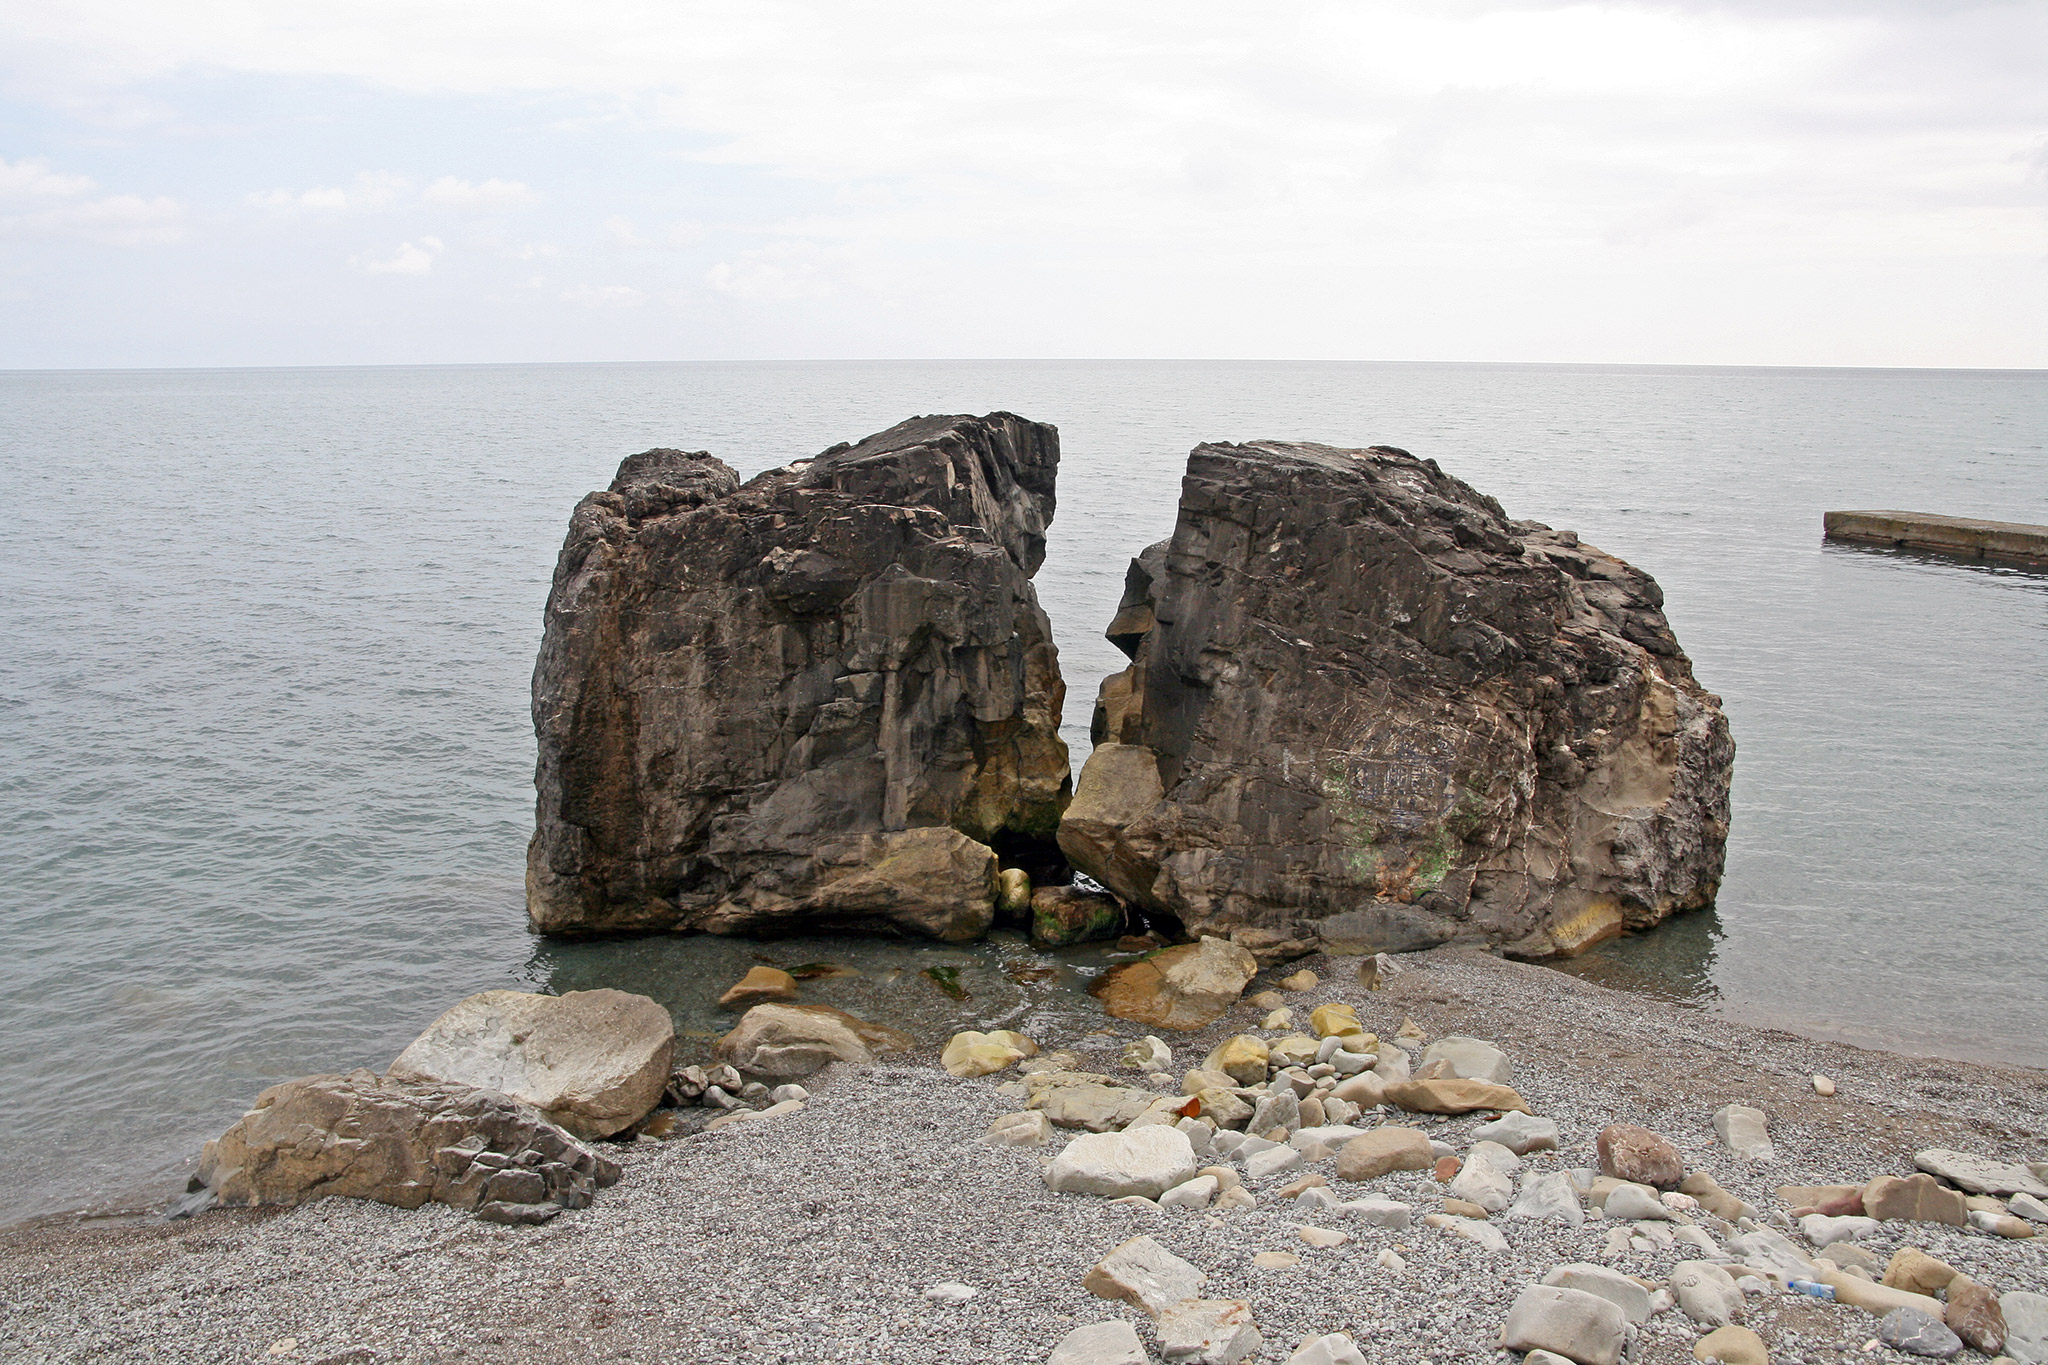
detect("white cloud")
(705, 241), (843, 301)
(1, 2), (2044, 362)
(353, 236), (443, 274)
(248, 172), (533, 215)
(247, 171), (411, 213)
(559, 283), (646, 307)
(0, 156), (183, 244)
(420, 175), (536, 210)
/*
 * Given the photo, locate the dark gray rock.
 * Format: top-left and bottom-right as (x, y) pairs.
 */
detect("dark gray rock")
(1060, 440), (1732, 960)
(1879, 1307), (1963, 1358)
(528, 413), (1070, 939)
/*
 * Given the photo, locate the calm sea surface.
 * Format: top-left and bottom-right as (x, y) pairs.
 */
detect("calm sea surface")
(3, 360), (2044, 1224)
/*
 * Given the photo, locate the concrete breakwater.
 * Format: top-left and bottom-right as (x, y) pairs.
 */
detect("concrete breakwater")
(1824, 511), (2048, 565)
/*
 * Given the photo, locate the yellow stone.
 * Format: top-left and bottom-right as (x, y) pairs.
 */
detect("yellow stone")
(1310, 1003), (1363, 1039)
(1279, 969), (1319, 991)
(941, 1030), (1027, 1078)
(1269, 1034), (1321, 1067)
(1205, 1034), (1271, 1085)
(1252, 1251), (1298, 1269)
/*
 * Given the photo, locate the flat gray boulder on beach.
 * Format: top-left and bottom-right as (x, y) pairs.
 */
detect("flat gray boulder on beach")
(198, 1069), (618, 1216)
(526, 414), (1069, 939)
(1914, 1148), (2048, 1198)
(1058, 439), (1733, 962)
(1500, 1284), (1627, 1365)
(388, 988), (673, 1139)
(1045, 1126), (1198, 1199)
(1049, 1320), (1152, 1365)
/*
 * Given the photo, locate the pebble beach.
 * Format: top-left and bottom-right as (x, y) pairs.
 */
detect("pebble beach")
(6, 947), (2044, 1365)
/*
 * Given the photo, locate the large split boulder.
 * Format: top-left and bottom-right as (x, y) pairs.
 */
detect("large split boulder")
(1060, 440), (1733, 959)
(527, 414), (1071, 940)
(1091, 935), (1259, 1030)
(197, 1070), (619, 1220)
(387, 988), (674, 1139)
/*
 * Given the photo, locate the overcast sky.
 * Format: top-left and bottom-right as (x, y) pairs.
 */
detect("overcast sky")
(3, 0), (2044, 369)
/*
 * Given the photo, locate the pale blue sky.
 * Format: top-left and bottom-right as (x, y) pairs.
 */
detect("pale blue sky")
(3, 0), (2045, 369)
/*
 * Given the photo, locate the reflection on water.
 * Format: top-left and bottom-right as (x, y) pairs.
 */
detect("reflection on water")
(1821, 539), (2048, 584)
(532, 928), (1141, 1062)
(1543, 907), (1725, 1007)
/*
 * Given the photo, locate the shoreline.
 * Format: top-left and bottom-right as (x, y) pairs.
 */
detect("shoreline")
(5, 946), (2044, 1363)
(6, 937), (2047, 1237)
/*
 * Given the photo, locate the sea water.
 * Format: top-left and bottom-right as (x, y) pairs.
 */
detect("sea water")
(2, 360), (2043, 1224)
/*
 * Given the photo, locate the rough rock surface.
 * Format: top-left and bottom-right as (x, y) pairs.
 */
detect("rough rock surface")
(1059, 440), (1732, 960)
(197, 1070), (618, 1215)
(386, 988), (673, 1139)
(528, 413), (1070, 938)
(715, 1003), (914, 1081)
(1092, 936), (1259, 1030)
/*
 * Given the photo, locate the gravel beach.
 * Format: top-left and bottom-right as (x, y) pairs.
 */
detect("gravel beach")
(6, 946), (2045, 1365)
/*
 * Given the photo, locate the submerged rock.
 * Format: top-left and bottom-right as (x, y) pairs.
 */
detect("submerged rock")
(1060, 440), (1732, 959)
(1092, 936), (1259, 1030)
(198, 1070), (618, 1215)
(716, 1002), (914, 1080)
(387, 988), (674, 1139)
(528, 414), (1070, 939)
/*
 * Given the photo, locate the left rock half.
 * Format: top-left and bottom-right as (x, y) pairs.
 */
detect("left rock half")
(528, 413), (1070, 940)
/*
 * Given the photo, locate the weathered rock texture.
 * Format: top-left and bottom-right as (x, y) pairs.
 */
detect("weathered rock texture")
(387, 988), (674, 1139)
(1061, 440), (1732, 960)
(198, 1070), (619, 1217)
(528, 414), (1070, 939)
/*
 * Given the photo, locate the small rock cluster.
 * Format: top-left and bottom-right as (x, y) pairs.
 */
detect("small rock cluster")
(944, 984), (2048, 1365)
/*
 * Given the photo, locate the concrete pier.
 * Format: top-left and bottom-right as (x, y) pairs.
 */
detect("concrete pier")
(1824, 510), (2048, 564)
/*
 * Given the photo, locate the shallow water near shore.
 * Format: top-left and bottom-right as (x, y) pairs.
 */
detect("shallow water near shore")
(2, 358), (2045, 1225)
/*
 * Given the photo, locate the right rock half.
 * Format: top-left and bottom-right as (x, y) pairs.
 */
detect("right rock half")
(1059, 440), (1733, 960)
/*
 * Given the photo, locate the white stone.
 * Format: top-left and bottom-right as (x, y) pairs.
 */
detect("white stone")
(1673, 1223), (1722, 1257)
(1047, 1127), (1200, 1199)
(1524, 1355), (1576, 1365)
(1049, 1320), (1153, 1365)
(1800, 1213), (1878, 1247)
(768, 1083), (809, 1103)
(1155, 1299), (1262, 1365)
(1372, 1048), (1410, 1082)
(1288, 1124), (1369, 1151)
(1283, 1333), (1366, 1365)
(1248, 1089), (1299, 1137)
(1328, 1050), (1373, 1077)
(1084, 1234), (1206, 1315)
(1427, 1213), (1508, 1251)
(1712, 1104), (1776, 1162)
(982, 1110), (1054, 1147)
(1161, 1175), (1220, 1211)
(1449, 1157), (1514, 1214)
(1339, 1197), (1413, 1229)
(1419, 1035), (1512, 1084)
(1376, 1249), (1407, 1274)
(1725, 1227), (1817, 1280)
(2012, 1192), (2048, 1222)
(1498, 1284), (1627, 1365)
(1175, 1118), (1215, 1156)
(1245, 1146), (1304, 1180)
(1507, 1171), (1585, 1226)
(1295, 1186), (1338, 1210)
(1602, 1183), (1669, 1222)
(1471, 1111), (1559, 1155)
(1320, 1098), (1360, 1126)
(1542, 1263), (1655, 1324)
(924, 1282), (977, 1304)
(387, 988), (674, 1139)
(2003, 1290), (2048, 1365)
(1123, 1036), (1174, 1073)
(1916, 1149), (2048, 1198)
(1230, 1134), (1280, 1162)
(1671, 1260), (1742, 1328)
